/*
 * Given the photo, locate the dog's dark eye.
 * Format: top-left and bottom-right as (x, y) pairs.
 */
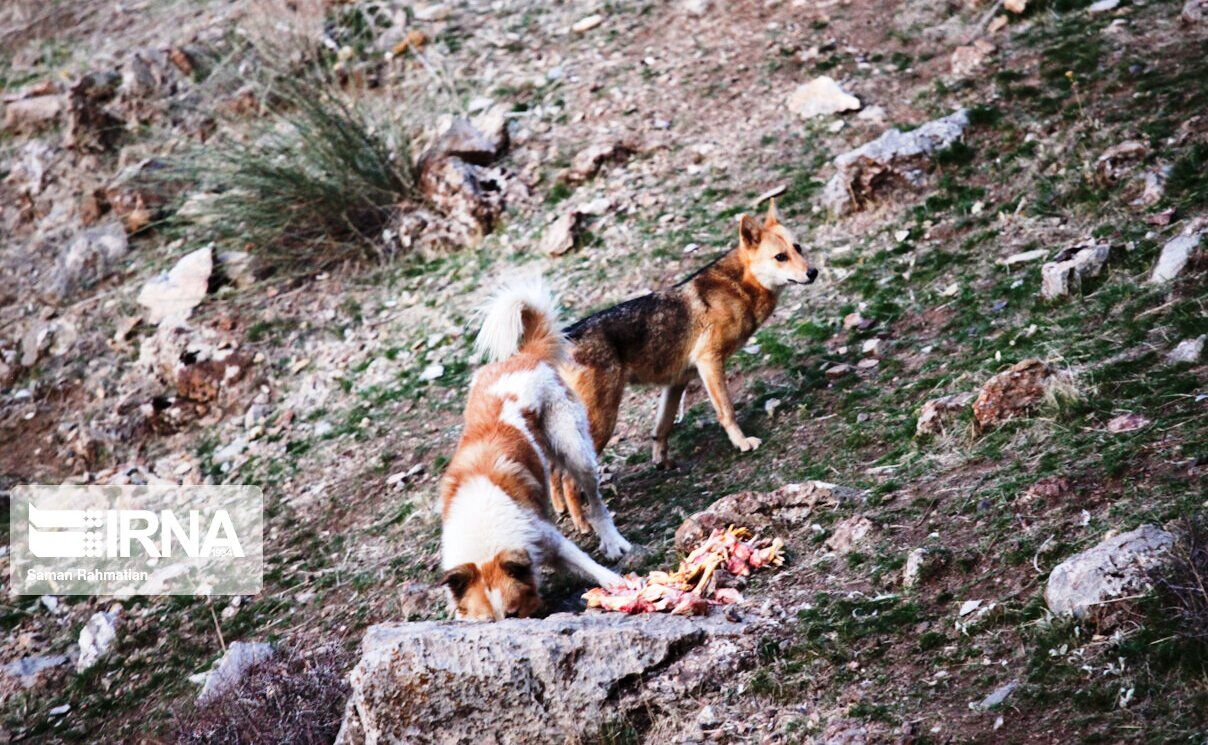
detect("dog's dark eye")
(793, 243), (804, 254)
(774, 253), (788, 262)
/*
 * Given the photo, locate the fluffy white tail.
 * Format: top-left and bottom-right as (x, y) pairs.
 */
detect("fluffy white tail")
(473, 275), (566, 364)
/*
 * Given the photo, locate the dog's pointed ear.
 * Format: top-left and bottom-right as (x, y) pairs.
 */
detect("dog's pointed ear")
(497, 549), (533, 582)
(441, 563), (478, 599)
(764, 197), (779, 227)
(738, 214), (762, 249)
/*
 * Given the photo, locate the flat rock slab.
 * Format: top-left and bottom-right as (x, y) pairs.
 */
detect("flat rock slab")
(1150, 226), (1203, 284)
(821, 109), (968, 216)
(336, 613), (748, 745)
(676, 480), (860, 552)
(1045, 524), (1173, 623)
(1041, 242), (1111, 299)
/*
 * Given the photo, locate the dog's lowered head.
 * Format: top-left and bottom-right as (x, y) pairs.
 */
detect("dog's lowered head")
(442, 547), (543, 621)
(738, 198), (819, 291)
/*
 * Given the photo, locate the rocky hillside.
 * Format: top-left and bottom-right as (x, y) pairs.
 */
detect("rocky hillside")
(1, 0), (1206, 742)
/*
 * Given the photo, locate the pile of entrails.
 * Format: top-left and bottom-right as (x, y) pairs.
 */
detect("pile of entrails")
(583, 526), (784, 615)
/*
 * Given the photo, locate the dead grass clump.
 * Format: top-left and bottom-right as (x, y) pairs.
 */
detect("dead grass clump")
(174, 644), (352, 745)
(1151, 512), (1208, 655)
(164, 67), (418, 270)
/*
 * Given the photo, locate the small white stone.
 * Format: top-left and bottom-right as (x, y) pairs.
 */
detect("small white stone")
(572, 14), (604, 33)
(958, 599), (983, 617)
(419, 363), (445, 382)
(212, 437), (248, 465)
(1167, 335), (1205, 364)
(77, 610), (119, 672)
(786, 76), (861, 120)
(998, 248), (1048, 267)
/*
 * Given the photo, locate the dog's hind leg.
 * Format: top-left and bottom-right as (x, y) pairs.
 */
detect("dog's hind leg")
(556, 362), (624, 535)
(545, 393), (632, 560)
(548, 469), (567, 514)
(651, 383), (686, 468)
(549, 467), (591, 534)
(561, 471), (591, 534)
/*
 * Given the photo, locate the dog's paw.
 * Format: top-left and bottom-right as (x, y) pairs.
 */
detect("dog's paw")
(600, 532), (633, 561)
(596, 568), (625, 588)
(735, 436), (762, 452)
(653, 456), (678, 470)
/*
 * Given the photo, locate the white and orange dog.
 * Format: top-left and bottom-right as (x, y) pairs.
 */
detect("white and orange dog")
(439, 276), (631, 620)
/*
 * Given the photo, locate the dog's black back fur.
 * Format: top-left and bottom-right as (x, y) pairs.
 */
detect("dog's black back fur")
(565, 292), (691, 371)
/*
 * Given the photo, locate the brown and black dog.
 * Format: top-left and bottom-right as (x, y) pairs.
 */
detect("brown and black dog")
(551, 199), (817, 532)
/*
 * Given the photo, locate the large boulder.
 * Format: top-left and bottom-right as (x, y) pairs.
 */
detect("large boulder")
(137, 246), (212, 325)
(63, 71), (123, 152)
(676, 481), (859, 552)
(2, 94), (64, 134)
(1045, 525), (1174, 623)
(915, 391), (975, 437)
(429, 118), (501, 166)
(336, 613), (750, 745)
(77, 609), (120, 672)
(1150, 221), (1204, 284)
(972, 359), (1069, 432)
(196, 641), (275, 704)
(1040, 242), (1111, 299)
(821, 109), (969, 216)
(138, 318), (252, 406)
(414, 117), (509, 248)
(417, 155), (505, 244)
(43, 220), (129, 302)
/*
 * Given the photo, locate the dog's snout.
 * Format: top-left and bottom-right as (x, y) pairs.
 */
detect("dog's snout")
(806, 267), (819, 283)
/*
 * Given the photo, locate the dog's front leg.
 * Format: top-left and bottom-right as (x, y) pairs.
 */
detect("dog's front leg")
(697, 358), (761, 452)
(651, 383), (686, 468)
(545, 527), (624, 588)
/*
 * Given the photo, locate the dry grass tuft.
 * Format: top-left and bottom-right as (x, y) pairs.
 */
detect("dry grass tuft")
(1152, 512), (1208, 654)
(160, 58), (419, 270)
(174, 644), (352, 745)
